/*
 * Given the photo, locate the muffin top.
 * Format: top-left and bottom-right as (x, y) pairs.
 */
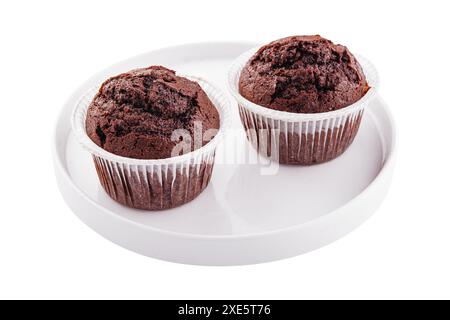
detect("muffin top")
(239, 35), (369, 113)
(86, 66), (220, 159)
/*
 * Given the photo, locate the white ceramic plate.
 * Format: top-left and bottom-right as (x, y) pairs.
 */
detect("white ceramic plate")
(52, 42), (396, 266)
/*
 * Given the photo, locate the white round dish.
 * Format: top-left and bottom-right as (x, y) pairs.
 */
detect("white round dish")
(52, 42), (396, 266)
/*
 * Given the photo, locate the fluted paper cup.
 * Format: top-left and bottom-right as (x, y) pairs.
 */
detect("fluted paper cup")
(72, 76), (231, 210)
(228, 48), (379, 165)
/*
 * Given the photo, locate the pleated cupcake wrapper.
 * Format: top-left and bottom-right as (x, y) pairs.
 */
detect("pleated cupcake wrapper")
(71, 76), (231, 210)
(238, 104), (364, 164)
(228, 47), (379, 165)
(92, 150), (216, 210)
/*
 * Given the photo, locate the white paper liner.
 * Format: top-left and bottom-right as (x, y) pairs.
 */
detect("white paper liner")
(72, 76), (231, 210)
(228, 47), (379, 165)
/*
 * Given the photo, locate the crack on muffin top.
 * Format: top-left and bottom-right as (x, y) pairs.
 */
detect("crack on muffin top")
(100, 66), (199, 119)
(85, 66), (220, 159)
(239, 35), (369, 113)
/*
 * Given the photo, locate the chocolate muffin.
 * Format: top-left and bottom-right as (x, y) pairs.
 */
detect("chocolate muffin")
(79, 66), (225, 210)
(86, 66), (220, 159)
(229, 35), (377, 165)
(239, 35), (369, 113)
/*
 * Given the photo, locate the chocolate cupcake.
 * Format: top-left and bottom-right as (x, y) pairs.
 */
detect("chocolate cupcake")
(86, 66), (220, 160)
(228, 35), (378, 165)
(73, 66), (231, 210)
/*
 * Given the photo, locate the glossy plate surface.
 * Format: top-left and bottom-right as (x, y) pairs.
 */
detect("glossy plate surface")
(53, 42), (396, 265)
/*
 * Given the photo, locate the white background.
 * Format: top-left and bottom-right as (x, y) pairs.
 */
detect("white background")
(1, 0), (449, 299)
